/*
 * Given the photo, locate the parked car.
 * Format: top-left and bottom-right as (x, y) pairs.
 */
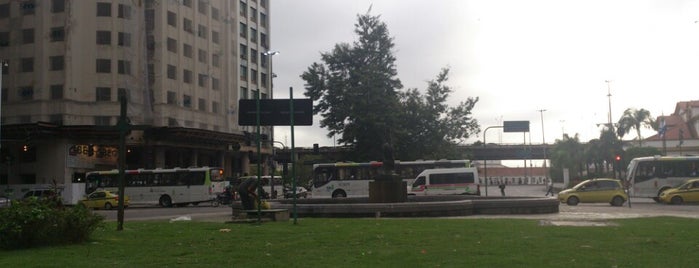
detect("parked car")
(0, 195), (10, 208)
(658, 179), (699, 205)
(79, 190), (129, 210)
(558, 178), (627, 206)
(22, 189), (61, 200)
(284, 187), (309, 198)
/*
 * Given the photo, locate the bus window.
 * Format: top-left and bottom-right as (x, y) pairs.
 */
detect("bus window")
(412, 176), (425, 188)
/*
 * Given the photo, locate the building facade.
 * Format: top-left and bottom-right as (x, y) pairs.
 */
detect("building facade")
(644, 100), (699, 156)
(0, 0), (273, 199)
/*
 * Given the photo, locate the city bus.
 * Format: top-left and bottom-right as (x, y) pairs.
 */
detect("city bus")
(311, 160), (471, 198)
(626, 155), (699, 200)
(85, 167), (225, 207)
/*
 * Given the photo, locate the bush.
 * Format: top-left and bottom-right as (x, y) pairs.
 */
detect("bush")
(0, 196), (104, 250)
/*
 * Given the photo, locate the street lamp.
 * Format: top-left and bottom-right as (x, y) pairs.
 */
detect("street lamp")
(538, 109), (547, 183)
(263, 50), (279, 197)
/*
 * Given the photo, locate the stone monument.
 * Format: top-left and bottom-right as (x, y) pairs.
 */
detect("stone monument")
(368, 142), (407, 203)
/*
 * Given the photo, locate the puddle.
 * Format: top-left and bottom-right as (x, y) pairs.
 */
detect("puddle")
(539, 220), (618, 227)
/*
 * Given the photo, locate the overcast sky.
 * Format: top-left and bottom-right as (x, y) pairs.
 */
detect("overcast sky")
(268, 0), (699, 149)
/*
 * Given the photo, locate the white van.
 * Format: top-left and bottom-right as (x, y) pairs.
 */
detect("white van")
(408, 168), (480, 196)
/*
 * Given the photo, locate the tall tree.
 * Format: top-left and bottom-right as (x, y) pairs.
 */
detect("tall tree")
(302, 12), (403, 160)
(394, 68), (479, 160)
(549, 134), (584, 180)
(302, 13), (480, 161)
(616, 108), (653, 147)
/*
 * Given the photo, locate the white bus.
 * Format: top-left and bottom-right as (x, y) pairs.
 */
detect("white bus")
(311, 160), (471, 198)
(409, 168), (480, 196)
(626, 155), (699, 200)
(85, 167), (225, 207)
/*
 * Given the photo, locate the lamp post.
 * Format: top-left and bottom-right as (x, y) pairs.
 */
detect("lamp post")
(538, 109), (547, 183)
(0, 60), (7, 151)
(263, 50), (279, 198)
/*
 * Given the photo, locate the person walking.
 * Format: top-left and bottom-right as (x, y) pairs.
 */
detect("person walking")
(545, 180), (555, 196)
(499, 182), (506, 196)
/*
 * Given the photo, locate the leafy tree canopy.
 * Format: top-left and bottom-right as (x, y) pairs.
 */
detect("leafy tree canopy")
(301, 12), (479, 161)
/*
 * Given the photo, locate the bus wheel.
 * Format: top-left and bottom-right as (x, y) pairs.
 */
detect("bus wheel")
(159, 195), (173, 207)
(671, 196), (683, 205)
(566, 196), (579, 206)
(332, 190), (347, 198)
(610, 196), (624, 207)
(104, 202), (113, 210)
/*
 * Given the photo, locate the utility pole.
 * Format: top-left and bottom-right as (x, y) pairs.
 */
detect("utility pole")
(605, 80), (613, 129)
(538, 109), (547, 182)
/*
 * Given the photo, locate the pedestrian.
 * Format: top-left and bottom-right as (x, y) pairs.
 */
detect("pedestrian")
(237, 177), (261, 210)
(545, 180), (555, 196)
(499, 182), (506, 196)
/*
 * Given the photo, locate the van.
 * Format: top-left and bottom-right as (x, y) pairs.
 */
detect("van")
(408, 168), (480, 196)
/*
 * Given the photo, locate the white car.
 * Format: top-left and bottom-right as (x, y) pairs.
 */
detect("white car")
(284, 187), (309, 198)
(0, 196), (10, 208)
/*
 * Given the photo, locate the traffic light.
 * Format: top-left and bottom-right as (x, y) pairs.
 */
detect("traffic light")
(23, 145), (29, 152)
(313, 143), (319, 154)
(615, 155), (621, 161)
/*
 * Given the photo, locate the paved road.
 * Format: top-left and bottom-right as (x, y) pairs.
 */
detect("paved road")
(95, 184), (699, 222)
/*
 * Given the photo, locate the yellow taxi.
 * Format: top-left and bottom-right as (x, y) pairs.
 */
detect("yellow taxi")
(658, 179), (699, 205)
(558, 178), (627, 206)
(79, 190), (129, 210)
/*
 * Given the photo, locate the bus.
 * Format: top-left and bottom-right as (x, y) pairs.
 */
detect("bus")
(311, 160), (471, 198)
(626, 155), (699, 200)
(85, 167), (225, 207)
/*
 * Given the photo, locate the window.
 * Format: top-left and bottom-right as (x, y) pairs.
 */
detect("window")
(198, 25), (207, 39)
(212, 7), (220, 20)
(212, 54), (220, 67)
(1, 88), (6, 102)
(240, 86), (248, 99)
(118, 32), (131, 47)
(240, 1), (247, 17)
(239, 23), (247, 38)
(96, 87), (111, 101)
(94, 116), (111, 126)
(240, 65), (247, 80)
(52, 0), (65, 13)
(198, 73), (208, 87)
(49, 114), (63, 125)
(0, 32), (8, 47)
(198, 49), (207, 63)
(167, 38), (177, 53)
(96, 31), (111, 45)
(167, 11), (177, 27)
(22, 29), (34, 44)
(50, 84), (64, 99)
(183, 43), (193, 58)
(183, 94), (192, 107)
(261, 13), (267, 28)
(183, 0), (192, 8)
(167, 65), (176, 79)
(1, 60), (7, 74)
(212, 101), (220, 113)
(198, 98), (206, 111)
(250, 28), (257, 43)
(183, 69), (192, 83)
(250, 7), (257, 22)
(261, 73), (268, 88)
(250, 49), (257, 64)
(261, 33), (268, 48)
(167, 91), (176, 104)
(198, 0), (207, 14)
(0, 4), (8, 19)
(261, 53), (268, 68)
(118, 4), (131, 19)
(21, 58), (33, 72)
(261, 0), (267, 8)
(240, 44), (247, 60)
(96, 59), (111, 73)
(51, 27), (65, 42)
(145, 9), (154, 31)
(19, 86), (34, 100)
(212, 31), (220, 44)
(184, 18), (193, 33)
(97, 2), (111, 17)
(49, 56), (64, 71)
(212, 77), (220, 90)
(118, 60), (131, 75)
(251, 69), (257, 84)
(20, 0), (35, 15)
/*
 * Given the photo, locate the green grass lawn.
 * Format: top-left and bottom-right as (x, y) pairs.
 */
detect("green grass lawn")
(1, 217), (698, 267)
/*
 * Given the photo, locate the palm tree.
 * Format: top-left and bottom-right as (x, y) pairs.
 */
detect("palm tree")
(616, 108), (653, 147)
